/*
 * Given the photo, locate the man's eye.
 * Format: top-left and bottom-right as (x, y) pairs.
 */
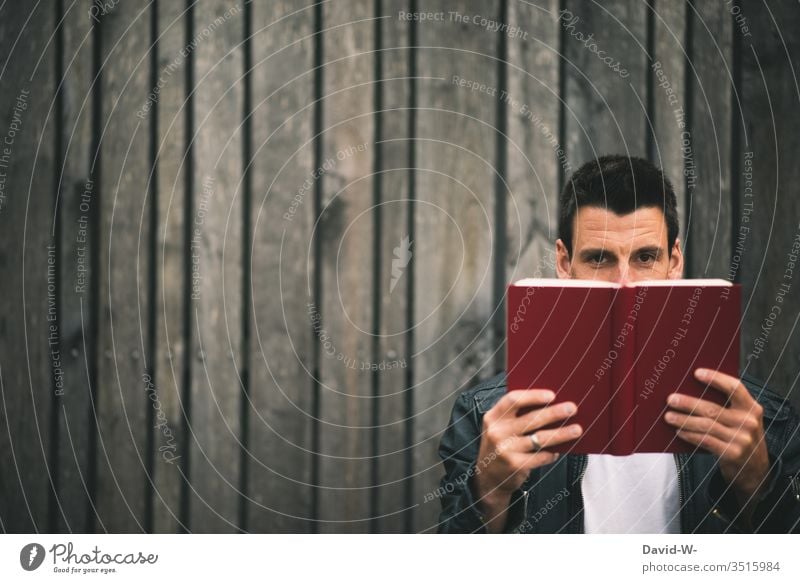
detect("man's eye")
(589, 254), (606, 265)
(638, 253), (656, 263)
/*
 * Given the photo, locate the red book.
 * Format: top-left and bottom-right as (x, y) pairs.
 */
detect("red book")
(506, 279), (741, 455)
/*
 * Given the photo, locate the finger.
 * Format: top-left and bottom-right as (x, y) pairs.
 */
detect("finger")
(674, 429), (742, 460)
(488, 388), (556, 421)
(666, 393), (737, 424)
(511, 401), (577, 435)
(666, 401), (754, 430)
(509, 450), (560, 471)
(694, 368), (751, 408)
(505, 424), (582, 453)
(529, 424), (583, 449)
(664, 411), (738, 443)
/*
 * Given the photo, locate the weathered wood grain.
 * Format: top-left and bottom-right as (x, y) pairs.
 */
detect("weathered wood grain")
(186, 0), (245, 533)
(152, 0), (190, 533)
(651, 0), (688, 242)
(738, 0), (800, 405)
(54, 0), (96, 533)
(563, 0), (648, 165)
(246, 0), (316, 533)
(373, 0), (414, 533)
(684, 0), (732, 278)
(316, 0), (376, 534)
(93, 0), (152, 532)
(413, 0), (499, 532)
(504, 0), (561, 373)
(0, 0), (57, 533)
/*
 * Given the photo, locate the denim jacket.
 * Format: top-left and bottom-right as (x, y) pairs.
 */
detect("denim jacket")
(437, 372), (800, 533)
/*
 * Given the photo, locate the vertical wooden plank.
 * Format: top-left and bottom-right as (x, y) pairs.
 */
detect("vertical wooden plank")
(739, 0), (800, 408)
(373, 0), (412, 533)
(187, 0), (244, 532)
(93, 0), (152, 532)
(246, 0), (316, 533)
(504, 0), (560, 319)
(685, 0), (732, 277)
(316, 0), (375, 533)
(55, 0), (96, 532)
(151, 0), (190, 533)
(0, 1), (56, 533)
(413, 0), (498, 532)
(563, 0), (648, 164)
(651, 0), (688, 244)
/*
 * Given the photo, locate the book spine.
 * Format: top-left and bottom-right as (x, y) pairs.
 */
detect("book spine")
(610, 286), (637, 455)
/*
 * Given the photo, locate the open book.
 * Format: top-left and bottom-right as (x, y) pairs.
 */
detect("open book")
(506, 278), (741, 455)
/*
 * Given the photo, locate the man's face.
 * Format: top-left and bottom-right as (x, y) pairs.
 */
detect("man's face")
(555, 206), (683, 283)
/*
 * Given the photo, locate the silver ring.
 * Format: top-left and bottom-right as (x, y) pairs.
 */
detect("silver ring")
(529, 432), (543, 452)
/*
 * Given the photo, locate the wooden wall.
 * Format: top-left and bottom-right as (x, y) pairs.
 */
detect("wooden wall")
(0, 0), (798, 533)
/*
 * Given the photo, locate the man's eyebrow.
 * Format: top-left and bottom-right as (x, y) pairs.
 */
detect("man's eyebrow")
(577, 245), (664, 261)
(578, 247), (617, 261)
(632, 245), (663, 257)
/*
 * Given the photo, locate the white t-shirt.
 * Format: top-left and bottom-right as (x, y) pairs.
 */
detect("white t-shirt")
(582, 453), (681, 533)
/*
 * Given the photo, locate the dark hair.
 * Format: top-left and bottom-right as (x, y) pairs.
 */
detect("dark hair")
(558, 155), (679, 258)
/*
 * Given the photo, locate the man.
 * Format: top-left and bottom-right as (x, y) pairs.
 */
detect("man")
(437, 155), (800, 533)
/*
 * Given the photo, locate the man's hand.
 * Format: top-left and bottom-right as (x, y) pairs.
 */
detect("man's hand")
(472, 389), (582, 532)
(665, 368), (771, 517)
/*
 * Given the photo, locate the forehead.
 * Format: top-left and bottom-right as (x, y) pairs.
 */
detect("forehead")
(573, 206), (668, 250)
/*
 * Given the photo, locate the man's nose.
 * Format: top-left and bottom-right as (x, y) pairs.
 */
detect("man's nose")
(615, 265), (632, 285)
